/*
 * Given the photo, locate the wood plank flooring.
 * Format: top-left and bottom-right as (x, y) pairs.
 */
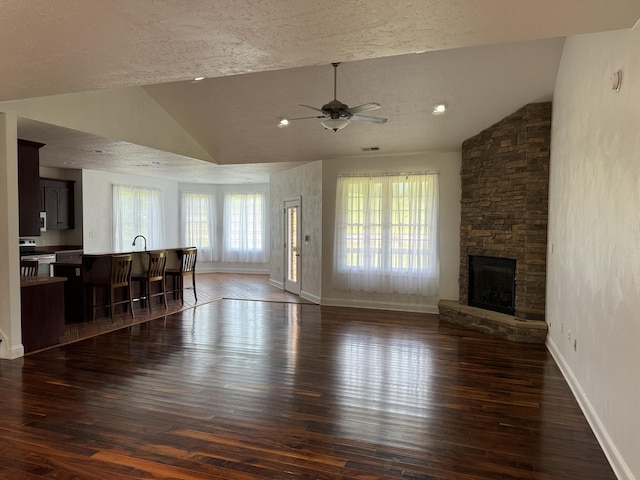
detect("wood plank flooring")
(0, 275), (615, 479)
(59, 273), (309, 347)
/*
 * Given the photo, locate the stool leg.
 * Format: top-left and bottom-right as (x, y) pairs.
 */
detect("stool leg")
(146, 280), (152, 313)
(109, 286), (115, 321)
(92, 286), (97, 322)
(161, 277), (167, 309)
(129, 283), (135, 318)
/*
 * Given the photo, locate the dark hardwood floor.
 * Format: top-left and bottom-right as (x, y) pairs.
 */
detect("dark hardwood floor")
(0, 275), (614, 479)
(59, 273), (310, 347)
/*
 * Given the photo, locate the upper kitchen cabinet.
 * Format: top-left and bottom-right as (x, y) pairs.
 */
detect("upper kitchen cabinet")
(18, 139), (45, 237)
(40, 178), (75, 230)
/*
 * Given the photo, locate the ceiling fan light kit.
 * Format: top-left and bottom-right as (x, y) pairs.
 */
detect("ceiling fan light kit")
(321, 118), (350, 132)
(279, 62), (387, 132)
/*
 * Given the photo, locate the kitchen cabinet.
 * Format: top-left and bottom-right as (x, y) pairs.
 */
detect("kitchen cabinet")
(18, 139), (45, 237)
(52, 262), (83, 323)
(20, 276), (66, 352)
(40, 177), (75, 230)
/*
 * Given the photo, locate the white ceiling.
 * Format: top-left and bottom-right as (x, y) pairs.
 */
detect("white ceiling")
(2, 1), (639, 183)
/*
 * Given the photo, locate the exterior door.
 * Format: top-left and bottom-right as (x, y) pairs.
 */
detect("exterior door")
(284, 198), (301, 295)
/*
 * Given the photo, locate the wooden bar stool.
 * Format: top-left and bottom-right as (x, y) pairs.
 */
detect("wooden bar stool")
(90, 254), (134, 321)
(132, 250), (168, 312)
(166, 247), (197, 305)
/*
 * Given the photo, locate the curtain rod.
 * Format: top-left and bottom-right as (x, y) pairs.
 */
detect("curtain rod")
(337, 171), (438, 178)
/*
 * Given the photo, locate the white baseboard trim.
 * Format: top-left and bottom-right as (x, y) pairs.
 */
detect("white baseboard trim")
(321, 297), (439, 314)
(546, 337), (634, 480)
(0, 340), (24, 360)
(269, 278), (284, 289)
(300, 291), (321, 304)
(197, 266), (270, 275)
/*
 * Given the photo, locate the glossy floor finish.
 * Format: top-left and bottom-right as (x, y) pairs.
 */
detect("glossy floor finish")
(1, 286), (614, 478)
(60, 273), (309, 347)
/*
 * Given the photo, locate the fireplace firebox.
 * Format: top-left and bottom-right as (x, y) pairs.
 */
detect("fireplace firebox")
(468, 256), (516, 315)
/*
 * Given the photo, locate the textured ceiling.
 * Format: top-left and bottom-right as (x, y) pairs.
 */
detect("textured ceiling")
(2, 1), (640, 183)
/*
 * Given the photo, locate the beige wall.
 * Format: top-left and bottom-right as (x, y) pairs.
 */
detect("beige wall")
(0, 113), (23, 359)
(270, 161), (322, 302)
(548, 24), (640, 480)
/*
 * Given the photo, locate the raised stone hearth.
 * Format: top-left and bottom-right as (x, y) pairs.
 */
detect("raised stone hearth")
(439, 102), (551, 343)
(439, 300), (547, 343)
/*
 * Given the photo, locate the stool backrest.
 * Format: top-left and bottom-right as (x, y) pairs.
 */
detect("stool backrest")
(180, 248), (197, 274)
(20, 260), (39, 277)
(147, 251), (167, 281)
(111, 254), (133, 287)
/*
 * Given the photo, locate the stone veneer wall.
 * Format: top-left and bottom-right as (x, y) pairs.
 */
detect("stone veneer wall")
(459, 102), (551, 321)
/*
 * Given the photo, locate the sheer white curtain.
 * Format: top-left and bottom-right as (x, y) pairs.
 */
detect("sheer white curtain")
(113, 185), (165, 252)
(333, 173), (439, 296)
(222, 193), (266, 263)
(181, 192), (217, 262)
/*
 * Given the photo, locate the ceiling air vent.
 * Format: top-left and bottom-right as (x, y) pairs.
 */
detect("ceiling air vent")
(361, 146), (380, 152)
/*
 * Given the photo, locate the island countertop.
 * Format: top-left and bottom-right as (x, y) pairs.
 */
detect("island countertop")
(20, 275), (67, 288)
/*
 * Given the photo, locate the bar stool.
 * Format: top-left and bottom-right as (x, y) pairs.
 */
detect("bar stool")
(20, 260), (39, 277)
(90, 254), (134, 321)
(132, 250), (168, 312)
(165, 247), (197, 304)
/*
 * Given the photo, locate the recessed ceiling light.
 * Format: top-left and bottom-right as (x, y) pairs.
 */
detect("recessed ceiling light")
(432, 102), (448, 115)
(193, 76), (205, 81)
(277, 118), (290, 128)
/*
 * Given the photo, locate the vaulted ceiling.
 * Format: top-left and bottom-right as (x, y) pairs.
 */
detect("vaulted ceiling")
(1, 1), (639, 183)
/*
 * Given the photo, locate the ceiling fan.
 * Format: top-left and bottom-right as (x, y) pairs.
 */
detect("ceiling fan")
(278, 62), (387, 132)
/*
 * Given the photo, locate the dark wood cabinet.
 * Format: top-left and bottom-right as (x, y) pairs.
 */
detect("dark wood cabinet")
(18, 139), (45, 237)
(52, 263), (84, 323)
(40, 177), (75, 230)
(20, 277), (66, 352)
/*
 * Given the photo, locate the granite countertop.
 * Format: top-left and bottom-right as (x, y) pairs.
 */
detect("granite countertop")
(30, 245), (83, 255)
(20, 276), (67, 288)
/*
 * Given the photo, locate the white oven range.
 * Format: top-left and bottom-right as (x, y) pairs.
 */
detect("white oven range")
(19, 238), (56, 277)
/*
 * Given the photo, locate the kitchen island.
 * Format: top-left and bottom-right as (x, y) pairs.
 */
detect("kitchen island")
(52, 247), (193, 322)
(20, 275), (66, 353)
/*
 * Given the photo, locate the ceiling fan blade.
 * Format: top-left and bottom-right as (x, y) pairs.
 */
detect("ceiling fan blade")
(349, 102), (382, 114)
(289, 115), (326, 121)
(351, 114), (387, 124)
(299, 104), (325, 113)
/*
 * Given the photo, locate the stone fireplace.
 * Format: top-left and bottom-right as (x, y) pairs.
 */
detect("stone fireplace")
(468, 255), (516, 315)
(439, 102), (550, 343)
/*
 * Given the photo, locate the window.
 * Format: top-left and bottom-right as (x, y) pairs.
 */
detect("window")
(181, 192), (217, 262)
(222, 193), (266, 263)
(113, 185), (165, 252)
(333, 173), (439, 296)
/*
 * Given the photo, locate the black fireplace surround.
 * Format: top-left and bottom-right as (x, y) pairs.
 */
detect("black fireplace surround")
(468, 256), (516, 315)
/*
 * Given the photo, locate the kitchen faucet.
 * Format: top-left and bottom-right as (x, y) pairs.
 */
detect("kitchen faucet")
(132, 235), (147, 251)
